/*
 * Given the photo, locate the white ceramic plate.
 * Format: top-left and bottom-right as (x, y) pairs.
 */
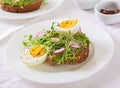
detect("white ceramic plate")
(5, 19), (115, 84)
(0, 0), (64, 19)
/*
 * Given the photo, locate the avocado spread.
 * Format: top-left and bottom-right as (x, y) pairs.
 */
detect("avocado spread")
(2, 0), (38, 6)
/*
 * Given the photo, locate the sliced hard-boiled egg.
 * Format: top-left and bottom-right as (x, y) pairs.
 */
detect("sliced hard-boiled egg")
(54, 19), (80, 34)
(20, 45), (47, 66)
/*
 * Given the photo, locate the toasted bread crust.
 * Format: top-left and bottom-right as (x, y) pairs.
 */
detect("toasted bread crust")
(47, 45), (89, 66)
(1, 0), (42, 13)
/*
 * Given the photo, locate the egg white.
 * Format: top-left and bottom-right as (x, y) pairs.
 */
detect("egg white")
(20, 47), (47, 66)
(54, 20), (80, 34)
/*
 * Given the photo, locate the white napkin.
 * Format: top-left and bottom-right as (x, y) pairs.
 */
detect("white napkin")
(0, 18), (33, 40)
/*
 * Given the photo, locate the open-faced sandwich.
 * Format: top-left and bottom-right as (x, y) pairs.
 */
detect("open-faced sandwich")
(21, 19), (91, 66)
(1, 0), (47, 13)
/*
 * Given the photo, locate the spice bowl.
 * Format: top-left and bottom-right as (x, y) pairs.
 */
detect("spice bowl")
(95, 1), (120, 24)
(75, 0), (102, 10)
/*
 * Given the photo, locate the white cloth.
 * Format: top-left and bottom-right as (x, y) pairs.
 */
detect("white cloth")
(0, 0), (120, 88)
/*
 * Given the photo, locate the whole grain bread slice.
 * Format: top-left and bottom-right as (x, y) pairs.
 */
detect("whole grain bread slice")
(47, 45), (89, 66)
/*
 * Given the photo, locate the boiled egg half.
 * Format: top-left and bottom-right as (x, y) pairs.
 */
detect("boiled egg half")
(54, 19), (80, 34)
(20, 45), (47, 66)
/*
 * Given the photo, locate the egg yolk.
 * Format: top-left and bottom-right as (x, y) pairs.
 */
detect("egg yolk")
(60, 19), (78, 29)
(30, 45), (46, 57)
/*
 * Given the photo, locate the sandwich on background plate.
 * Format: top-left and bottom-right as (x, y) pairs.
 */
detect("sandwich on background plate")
(1, 0), (47, 13)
